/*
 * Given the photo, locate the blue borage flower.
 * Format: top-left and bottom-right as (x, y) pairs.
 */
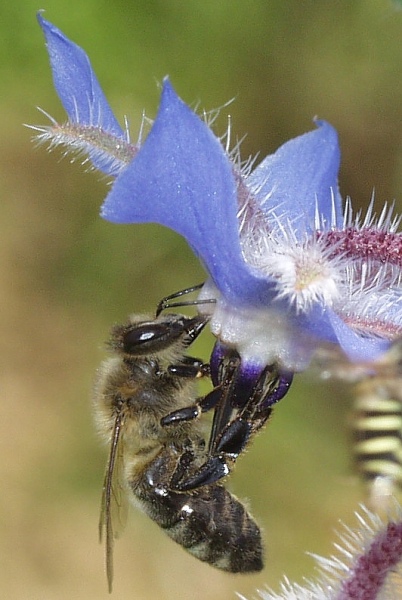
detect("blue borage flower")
(35, 14), (402, 373)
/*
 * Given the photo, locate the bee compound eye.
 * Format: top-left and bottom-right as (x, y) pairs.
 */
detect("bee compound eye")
(122, 320), (186, 355)
(122, 324), (165, 354)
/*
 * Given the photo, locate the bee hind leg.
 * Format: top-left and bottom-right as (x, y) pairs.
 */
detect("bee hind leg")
(171, 416), (252, 491)
(172, 454), (231, 491)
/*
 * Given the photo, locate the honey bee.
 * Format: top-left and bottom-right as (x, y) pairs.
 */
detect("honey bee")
(94, 311), (268, 591)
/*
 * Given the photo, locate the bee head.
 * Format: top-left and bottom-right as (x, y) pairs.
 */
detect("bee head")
(110, 314), (209, 358)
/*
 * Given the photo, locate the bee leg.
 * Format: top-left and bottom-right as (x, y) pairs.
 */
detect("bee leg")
(162, 348), (237, 429)
(172, 418), (252, 491)
(237, 367), (293, 434)
(172, 454), (231, 491)
(167, 358), (210, 379)
(161, 387), (222, 426)
(174, 366), (293, 492)
(210, 366), (293, 454)
(169, 448), (201, 489)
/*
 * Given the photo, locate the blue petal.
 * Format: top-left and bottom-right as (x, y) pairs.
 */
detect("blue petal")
(297, 305), (391, 362)
(38, 14), (125, 174)
(102, 79), (275, 305)
(328, 310), (391, 362)
(247, 121), (343, 235)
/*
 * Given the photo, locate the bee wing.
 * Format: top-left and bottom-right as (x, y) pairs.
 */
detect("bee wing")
(99, 411), (129, 593)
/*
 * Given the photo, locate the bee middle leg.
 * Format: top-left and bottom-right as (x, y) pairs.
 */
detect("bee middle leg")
(161, 387), (222, 426)
(161, 357), (221, 426)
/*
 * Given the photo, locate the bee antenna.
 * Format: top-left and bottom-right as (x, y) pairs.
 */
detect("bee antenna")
(156, 283), (216, 316)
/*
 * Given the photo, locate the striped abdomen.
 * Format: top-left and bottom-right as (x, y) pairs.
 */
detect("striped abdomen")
(129, 450), (263, 572)
(352, 378), (402, 487)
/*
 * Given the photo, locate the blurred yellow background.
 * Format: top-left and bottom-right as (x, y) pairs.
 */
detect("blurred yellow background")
(1, 1), (402, 599)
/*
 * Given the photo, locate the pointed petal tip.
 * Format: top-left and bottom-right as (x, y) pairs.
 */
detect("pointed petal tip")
(37, 12), (62, 41)
(161, 77), (174, 100)
(312, 118), (340, 146)
(36, 10), (47, 26)
(310, 119), (341, 178)
(160, 78), (184, 110)
(313, 117), (331, 128)
(36, 10), (45, 26)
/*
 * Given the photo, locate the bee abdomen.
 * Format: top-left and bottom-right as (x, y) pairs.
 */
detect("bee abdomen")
(164, 485), (263, 573)
(352, 379), (402, 486)
(131, 457), (263, 573)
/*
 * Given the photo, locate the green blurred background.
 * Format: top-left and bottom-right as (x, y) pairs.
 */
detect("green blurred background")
(1, 1), (402, 599)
